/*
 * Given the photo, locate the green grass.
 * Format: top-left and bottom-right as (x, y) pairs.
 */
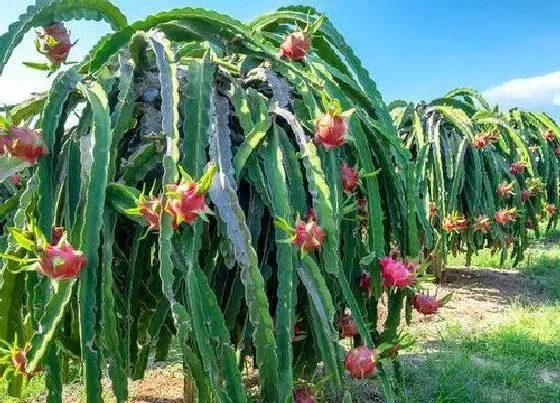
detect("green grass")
(0, 376), (46, 402)
(403, 305), (560, 403)
(404, 228), (560, 402)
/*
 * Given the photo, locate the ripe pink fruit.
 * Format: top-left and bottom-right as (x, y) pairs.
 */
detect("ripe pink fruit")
(341, 163), (359, 193)
(359, 272), (372, 297)
(494, 208), (517, 225)
(520, 190), (531, 202)
(294, 214), (325, 252)
(380, 257), (415, 288)
(166, 180), (207, 227)
(544, 129), (556, 142)
(441, 216), (456, 232)
(509, 162), (526, 176)
(340, 314), (359, 338)
(472, 135), (488, 149)
(38, 23), (73, 65)
(442, 215), (468, 233)
(39, 242), (86, 280)
(455, 216), (469, 231)
(474, 215), (491, 233)
(546, 204), (557, 216)
(139, 196), (162, 230)
(411, 294), (441, 315)
(293, 386), (316, 403)
(496, 182), (514, 199)
(279, 31), (311, 61)
(555, 147), (560, 157)
(10, 173), (22, 187)
(314, 113), (348, 149)
(4, 127), (47, 164)
(345, 346), (376, 379)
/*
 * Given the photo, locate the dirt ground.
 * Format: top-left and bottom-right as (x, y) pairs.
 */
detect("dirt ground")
(410, 266), (546, 342)
(30, 267), (544, 402)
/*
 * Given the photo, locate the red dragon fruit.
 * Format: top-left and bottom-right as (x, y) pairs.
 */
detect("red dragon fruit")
(442, 214), (468, 233)
(380, 257), (415, 288)
(496, 182), (515, 199)
(294, 212), (325, 252)
(3, 126), (47, 164)
(546, 204), (557, 216)
(455, 216), (469, 231)
(165, 175), (211, 227)
(341, 163), (359, 193)
(509, 161), (527, 176)
(441, 216), (456, 233)
(139, 195), (162, 230)
(279, 30), (311, 61)
(555, 147), (560, 157)
(37, 23), (73, 65)
(293, 386), (316, 403)
(494, 208), (517, 225)
(314, 112), (349, 149)
(345, 346), (377, 379)
(411, 294), (441, 315)
(39, 242), (86, 280)
(520, 190), (531, 202)
(474, 215), (491, 233)
(340, 314), (359, 338)
(543, 129), (556, 142)
(472, 135), (488, 149)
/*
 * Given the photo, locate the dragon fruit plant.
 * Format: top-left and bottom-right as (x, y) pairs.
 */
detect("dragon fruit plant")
(0, 2), (427, 402)
(391, 88), (560, 274)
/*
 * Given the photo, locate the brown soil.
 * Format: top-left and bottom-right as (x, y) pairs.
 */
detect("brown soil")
(410, 267), (546, 342)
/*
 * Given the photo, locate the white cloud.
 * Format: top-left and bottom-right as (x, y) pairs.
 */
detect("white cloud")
(483, 71), (560, 119)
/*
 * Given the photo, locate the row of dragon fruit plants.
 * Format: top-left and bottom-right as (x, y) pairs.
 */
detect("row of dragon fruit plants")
(392, 91), (560, 271)
(0, 1), (558, 402)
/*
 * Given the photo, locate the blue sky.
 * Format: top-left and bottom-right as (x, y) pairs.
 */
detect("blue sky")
(1, 0), (559, 118)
